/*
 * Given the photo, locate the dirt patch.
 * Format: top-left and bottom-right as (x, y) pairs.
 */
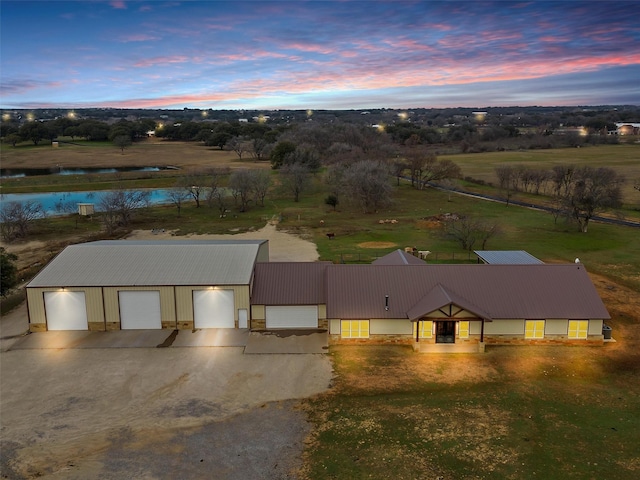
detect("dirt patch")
(125, 222), (319, 262)
(356, 241), (397, 249)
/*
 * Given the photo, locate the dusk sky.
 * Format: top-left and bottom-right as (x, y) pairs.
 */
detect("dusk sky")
(1, 1), (639, 110)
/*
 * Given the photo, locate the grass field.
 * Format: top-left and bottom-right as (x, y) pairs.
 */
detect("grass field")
(2, 140), (639, 479)
(441, 143), (640, 205)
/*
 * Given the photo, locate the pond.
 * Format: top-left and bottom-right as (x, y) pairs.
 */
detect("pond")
(0, 189), (176, 216)
(0, 166), (178, 179)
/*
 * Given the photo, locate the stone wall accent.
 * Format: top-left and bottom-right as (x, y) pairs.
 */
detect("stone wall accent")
(106, 322), (120, 331)
(251, 319), (266, 330)
(161, 321), (176, 330)
(177, 321), (193, 330)
(88, 322), (106, 332)
(29, 323), (46, 333)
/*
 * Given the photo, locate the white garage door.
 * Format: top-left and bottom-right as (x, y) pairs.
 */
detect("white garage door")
(193, 290), (235, 328)
(266, 306), (318, 329)
(44, 291), (88, 330)
(119, 291), (162, 330)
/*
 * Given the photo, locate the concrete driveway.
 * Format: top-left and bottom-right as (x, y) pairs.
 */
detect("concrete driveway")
(1, 343), (333, 479)
(8, 328), (328, 354)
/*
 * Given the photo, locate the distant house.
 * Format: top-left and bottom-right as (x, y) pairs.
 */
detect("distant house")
(26, 242), (610, 352)
(615, 122), (640, 135)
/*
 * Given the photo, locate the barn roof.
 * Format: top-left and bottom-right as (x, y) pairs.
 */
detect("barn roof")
(474, 250), (544, 264)
(27, 240), (267, 287)
(326, 264), (609, 320)
(251, 262), (331, 305)
(372, 249), (426, 265)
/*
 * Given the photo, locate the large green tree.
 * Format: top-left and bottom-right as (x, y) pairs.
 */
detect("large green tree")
(1, 247), (18, 296)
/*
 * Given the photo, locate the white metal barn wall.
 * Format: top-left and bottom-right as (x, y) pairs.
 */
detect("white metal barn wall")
(265, 306), (318, 329)
(118, 291), (162, 329)
(193, 289), (235, 328)
(44, 291), (89, 330)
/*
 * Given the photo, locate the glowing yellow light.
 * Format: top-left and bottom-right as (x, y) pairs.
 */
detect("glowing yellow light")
(27, 113), (35, 121)
(201, 111), (208, 117)
(306, 109), (313, 117)
(67, 111), (76, 119)
(376, 123), (385, 133)
(398, 112), (408, 120)
(2, 113), (11, 122)
(473, 111), (487, 122)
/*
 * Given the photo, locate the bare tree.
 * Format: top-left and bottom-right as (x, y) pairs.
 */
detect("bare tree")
(444, 217), (500, 251)
(341, 160), (392, 213)
(113, 135), (132, 154)
(250, 138), (271, 161)
(250, 169), (271, 206)
(211, 189), (231, 218)
(495, 165), (516, 206)
(180, 170), (209, 208)
(0, 201), (45, 241)
(227, 136), (251, 159)
(280, 163), (311, 203)
(167, 185), (190, 217)
(99, 189), (150, 233)
(229, 169), (254, 212)
(566, 166), (624, 233)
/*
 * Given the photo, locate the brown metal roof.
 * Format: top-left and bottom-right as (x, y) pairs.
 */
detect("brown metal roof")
(406, 284), (493, 321)
(326, 264), (610, 320)
(372, 249), (426, 265)
(251, 262), (331, 305)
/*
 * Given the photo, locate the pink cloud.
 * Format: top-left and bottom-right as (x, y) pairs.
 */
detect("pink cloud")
(133, 55), (190, 68)
(110, 1), (126, 9)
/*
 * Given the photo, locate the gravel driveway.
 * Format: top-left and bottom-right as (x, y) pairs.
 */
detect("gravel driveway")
(0, 347), (333, 479)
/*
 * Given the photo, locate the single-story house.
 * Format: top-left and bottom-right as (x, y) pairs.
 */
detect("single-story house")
(26, 240), (610, 350)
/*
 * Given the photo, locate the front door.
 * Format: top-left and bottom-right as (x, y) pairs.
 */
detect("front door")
(436, 321), (455, 343)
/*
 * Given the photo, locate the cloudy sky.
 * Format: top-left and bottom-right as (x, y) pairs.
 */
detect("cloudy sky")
(1, 0), (639, 110)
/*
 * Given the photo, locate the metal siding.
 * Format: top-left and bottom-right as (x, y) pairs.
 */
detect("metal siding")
(318, 304), (327, 320)
(252, 305), (266, 320)
(484, 319), (525, 335)
(26, 288), (47, 325)
(370, 319), (412, 335)
(589, 319), (604, 335)
(329, 319), (341, 334)
(545, 319), (568, 335)
(469, 320), (482, 335)
(266, 306), (318, 328)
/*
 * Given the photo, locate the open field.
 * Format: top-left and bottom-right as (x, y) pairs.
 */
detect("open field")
(441, 143), (640, 205)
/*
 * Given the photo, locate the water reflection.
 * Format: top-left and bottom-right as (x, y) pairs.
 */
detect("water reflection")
(0, 189), (174, 216)
(0, 166), (177, 179)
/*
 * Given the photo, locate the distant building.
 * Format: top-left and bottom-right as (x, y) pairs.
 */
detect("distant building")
(615, 122), (640, 135)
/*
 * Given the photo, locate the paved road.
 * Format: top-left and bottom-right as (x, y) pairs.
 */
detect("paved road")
(409, 178), (640, 229)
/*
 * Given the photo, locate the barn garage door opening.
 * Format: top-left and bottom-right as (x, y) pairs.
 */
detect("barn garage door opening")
(193, 290), (235, 328)
(266, 306), (318, 329)
(119, 291), (162, 330)
(44, 291), (88, 330)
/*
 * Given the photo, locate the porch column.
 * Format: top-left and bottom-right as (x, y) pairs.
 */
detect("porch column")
(480, 318), (485, 343)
